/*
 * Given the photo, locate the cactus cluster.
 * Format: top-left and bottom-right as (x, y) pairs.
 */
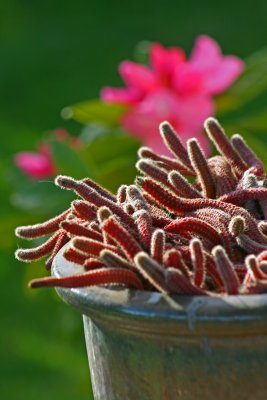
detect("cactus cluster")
(15, 118), (267, 296)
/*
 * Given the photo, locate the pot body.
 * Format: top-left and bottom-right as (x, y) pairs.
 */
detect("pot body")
(53, 249), (267, 400)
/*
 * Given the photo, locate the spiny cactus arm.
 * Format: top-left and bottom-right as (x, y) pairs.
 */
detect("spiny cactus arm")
(102, 215), (143, 261)
(190, 239), (206, 288)
(133, 209), (153, 250)
(204, 118), (247, 176)
(231, 134), (264, 175)
(168, 171), (202, 199)
(187, 138), (216, 198)
(150, 229), (165, 265)
(212, 246), (240, 294)
(15, 231), (62, 262)
(159, 121), (193, 171)
(166, 217), (221, 245)
(29, 268), (144, 289)
(134, 252), (169, 293)
(165, 268), (209, 296)
(61, 220), (103, 241)
(15, 209), (70, 239)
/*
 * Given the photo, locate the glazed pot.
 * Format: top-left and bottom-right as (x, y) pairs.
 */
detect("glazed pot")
(53, 247), (267, 400)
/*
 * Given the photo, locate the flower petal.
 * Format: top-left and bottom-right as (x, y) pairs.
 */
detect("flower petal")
(191, 35), (221, 70)
(15, 151), (56, 179)
(101, 87), (141, 105)
(173, 63), (203, 96)
(150, 42), (185, 82)
(119, 61), (158, 93)
(177, 35), (245, 96)
(201, 56), (244, 95)
(122, 89), (212, 155)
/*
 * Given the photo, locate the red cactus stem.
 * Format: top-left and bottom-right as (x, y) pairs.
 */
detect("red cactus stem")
(102, 216), (143, 261)
(126, 185), (149, 211)
(237, 173), (261, 218)
(97, 206), (112, 223)
(89, 221), (102, 233)
(133, 209), (153, 250)
(100, 249), (135, 271)
(82, 177), (116, 202)
(258, 179), (267, 220)
(236, 234), (267, 255)
(61, 220), (103, 241)
(71, 200), (97, 221)
(15, 231), (61, 262)
(63, 247), (88, 265)
(84, 258), (105, 271)
(72, 237), (118, 257)
(116, 185), (127, 203)
(123, 203), (135, 215)
(150, 229), (165, 265)
(190, 238), (206, 288)
(134, 252), (169, 293)
(187, 138), (216, 198)
(228, 216), (246, 237)
(219, 188), (267, 205)
(257, 250), (267, 262)
(97, 207), (117, 245)
(168, 171), (202, 199)
(166, 217), (221, 245)
(159, 121), (193, 171)
(164, 249), (190, 278)
(188, 210), (240, 261)
(29, 267), (144, 289)
(243, 279), (267, 294)
(231, 134), (264, 175)
(15, 209), (70, 239)
(151, 213), (172, 229)
(141, 178), (264, 243)
(259, 261), (267, 274)
(234, 264), (247, 281)
(136, 159), (173, 192)
(166, 268), (208, 295)
(245, 255), (267, 282)
(208, 156), (237, 196)
(45, 231), (69, 270)
(200, 252), (224, 289)
(138, 147), (195, 176)
(204, 118), (247, 176)
(238, 172), (258, 189)
(140, 177), (184, 212)
(212, 246), (240, 294)
(189, 207), (231, 226)
(56, 176), (137, 234)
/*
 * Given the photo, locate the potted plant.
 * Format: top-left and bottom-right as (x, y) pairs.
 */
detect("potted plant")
(15, 118), (267, 399)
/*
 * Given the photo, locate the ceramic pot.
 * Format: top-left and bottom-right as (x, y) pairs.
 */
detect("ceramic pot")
(53, 247), (267, 400)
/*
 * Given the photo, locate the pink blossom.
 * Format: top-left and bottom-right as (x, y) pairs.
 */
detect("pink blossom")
(15, 144), (56, 180)
(101, 35), (244, 155)
(173, 35), (244, 96)
(122, 89), (213, 155)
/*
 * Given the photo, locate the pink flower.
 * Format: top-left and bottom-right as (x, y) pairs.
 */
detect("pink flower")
(101, 35), (244, 155)
(122, 89), (213, 155)
(15, 144), (56, 180)
(173, 35), (244, 96)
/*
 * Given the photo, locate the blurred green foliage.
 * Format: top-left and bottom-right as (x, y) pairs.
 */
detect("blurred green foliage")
(2, 1), (267, 399)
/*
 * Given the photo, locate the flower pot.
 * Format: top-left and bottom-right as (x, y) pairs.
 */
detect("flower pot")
(53, 247), (267, 400)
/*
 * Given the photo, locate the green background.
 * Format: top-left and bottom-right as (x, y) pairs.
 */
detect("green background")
(1, 1), (267, 399)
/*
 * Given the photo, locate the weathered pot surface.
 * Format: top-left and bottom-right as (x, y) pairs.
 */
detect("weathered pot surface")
(53, 246), (267, 400)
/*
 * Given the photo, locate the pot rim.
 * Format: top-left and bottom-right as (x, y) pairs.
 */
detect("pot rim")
(52, 246), (267, 337)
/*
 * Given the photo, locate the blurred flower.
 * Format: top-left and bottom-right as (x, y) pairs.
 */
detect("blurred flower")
(101, 35), (244, 155)
(14, 128), (83, 180)
(15, 144), (56, 180)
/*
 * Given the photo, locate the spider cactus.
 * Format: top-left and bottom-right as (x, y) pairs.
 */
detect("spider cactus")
(15, 118), (267, 296)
